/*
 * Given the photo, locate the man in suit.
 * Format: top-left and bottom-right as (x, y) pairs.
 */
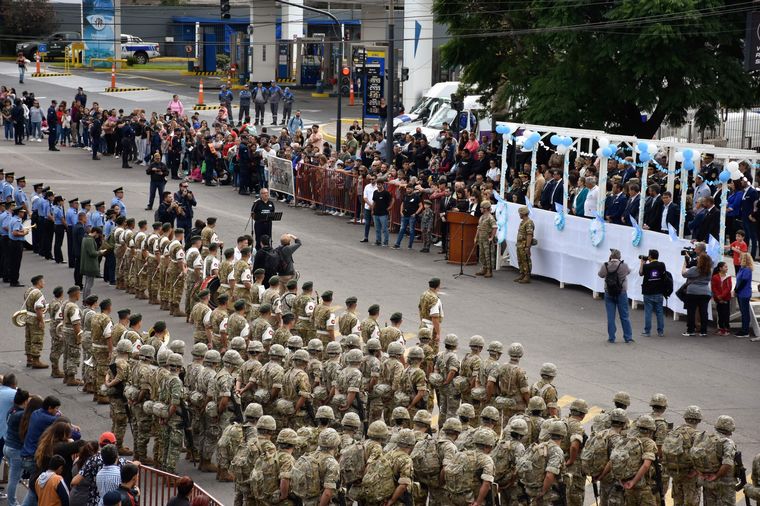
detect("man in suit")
(47, 101), (59, 151)
(540, 169), (563, 212)
(605, 182), (628, 224)
(72, 211), (87, 288)
(740, 178), (758, 257)
(622, 183), (641, 226)
(696, 195), (720, 242)
(658, 191), (679, 234)
(643, 184), (664, 231)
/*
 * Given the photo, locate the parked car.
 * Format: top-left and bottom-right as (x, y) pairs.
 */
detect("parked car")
(120, 34), (160, 64)
(16, 32), (81, 59)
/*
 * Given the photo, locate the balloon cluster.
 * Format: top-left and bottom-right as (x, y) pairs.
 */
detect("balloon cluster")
(595, 137), (616, 158)
(518, 130), (542, 152)
(549, 135), (573, 155)
(495, 123), (516, 136)
(719, 161), (743, 183)
(674, 148), (701, 171)
(635, 141), (659, 163)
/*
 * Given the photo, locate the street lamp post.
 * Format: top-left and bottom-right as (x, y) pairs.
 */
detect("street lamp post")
(386, 0), (395, 163)
(274, 0), (343, 150)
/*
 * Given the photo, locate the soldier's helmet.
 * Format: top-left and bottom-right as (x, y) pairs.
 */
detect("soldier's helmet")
(649, 393), (668, 408)
(444, 334), (459, 347)
(223, 350), (243, 366)
(569, 399), (589, 415)
(248, 340), (264, 353)
(609, 408), (628, 424)
(508, 342), (524, 358)
(292, 349), (310, 363)
(342, 412), (361, 429)
(366, 338), (382, 352)
(169, 340), (185, 355)
(715, 415), (735, 433)
(116, 339), (132, 354)
(287, 335), (304, 349)
(480, 406), (500, 423)
(392, 406), (411, 420)
(407, 347), (424, 360)
(277, 428), (301, 446)
(473, 428), (497, 447)
(229, 336), (246, 352)
(367, 420), (390, 439)
(167, 353), (184, 368)
(396, 429), (417, 448)
(318, 428), (341, 448)
(683, 405), (703, 422)
(204, 349), (222, 363)
(346, 334), (362, 348)
(540, 362), (557, 377)
(256, 415), (277, 432)
(191, 342), (208, 357)
(528, 396), (546, 412)
(316, 405), (335, 420)
(635, 415), (656, 432)
(387, 342), (404, 356)
(307, 339), (323, 353)
(244, 403), (263, 419)
(442, 418), (463, 433)
(487, 341), (503, 354)
(269, 344), (286, 358)
(413, 410), (432, 426)
(457, 403), (476, 419)
(325, 341), (342, 355)
(345, 349), (363, 364)
(613, 391), (631, 407)
(509, 418), (529, 436)
(548, 420), (567, 438)
(140, 345), (156, 359)
(469, 335), (485, 348)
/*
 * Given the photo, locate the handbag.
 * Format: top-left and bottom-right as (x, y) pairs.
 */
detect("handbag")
(675, 282), (689, 302)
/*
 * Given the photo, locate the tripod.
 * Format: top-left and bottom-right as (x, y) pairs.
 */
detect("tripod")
(453, 219), (476, 279)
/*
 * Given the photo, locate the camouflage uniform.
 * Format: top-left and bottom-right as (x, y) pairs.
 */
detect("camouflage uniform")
(90, 313), (114, 394)
(667, 424), (700, 506)
(378, 354), (404, 424)
(698, 434), (737, 506)
(524, 441), (566, 506)
(333, 363), (363, 416)
(145, 232), (161, 303)
(129, 231), (147, 294)
(359, 318), (379, 342)
(252, 316), (275, 342)
(300, 449), (340, 506)
(444, 447), (496, 506)
(418, 289), (443, 343)
(492, 437), (525, 506)
(560, 417), (587, 506)
(239, 355), (263, 407)
(378, 326), (403, 352)
(218, 421), (256, 476)
(209, 306), (230, 351)
(460, 351), (482, 421)
(490, 362), (531, 423)
(531, 379), (559, 418)
(279, 290), (298, 317)
(131, 357), (155, 462)
(397, 364), (428, 420)
(227, 312), (249, 341)
(157, 236), (172, 308)
(232, 259), (253, 316)
(293, 292), (316, 340)
(596, 427), (626, 506)
(61, 300), (83, 377)
(159, 369), (185, 473)
(48, 297), (65, 371)
(321, 357), (342, 403)
(435, 349), (461, 421)
(109, 356), (131, 449)
(272, 326), (292, 348)
(217, 258), (234, 301)
(166, 239), (186, 310)
(420, 206), (435, 250)
(151, 363), (172, 463)
(114, 227), (128, 290)
(611, 435), (658, 506)
(476, 211), (497, 273)
(744, 454), (760, 502)
(517, 217), (535, 279)
(360, 353), (383, 423)
(281, 366), (312, 429)
(258, 359), (285, 416)
(191, 301), (213, 345)
(23, 287), (47, 360)
(337, 310), (360, 336)
(184, 247), (204, 315)
(312, 303), (336, 349)
(195, 364), (217, 463)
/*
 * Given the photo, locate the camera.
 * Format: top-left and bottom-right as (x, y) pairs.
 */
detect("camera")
(682, 247), (697, 267)
(638, 255), (648, 261)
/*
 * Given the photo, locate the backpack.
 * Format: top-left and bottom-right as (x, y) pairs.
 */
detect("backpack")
(274, 245), (288, 274)
(580, 430), (611, 477)
(516, 442), (551, 489)
(662, 271), (674, 298)
(410, 437), (441, 483)
(339, 441), (368, 486)
(360, 454), (397, 502)
(609, 436), (644, 480)
(230, 439), (261, 483)
(662, 425), (697, 473)
(689, 431), (723, 473)
(604, 262), (624, 297)
(443, 450), (480, 495)
(264, 247), (283, 276)
(491, 439), (521, 486)
(291, 452), (323, 499)
(250, 447), (281, 502)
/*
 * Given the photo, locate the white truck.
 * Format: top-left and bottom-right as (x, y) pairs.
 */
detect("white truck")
(120, 34), (160, 64)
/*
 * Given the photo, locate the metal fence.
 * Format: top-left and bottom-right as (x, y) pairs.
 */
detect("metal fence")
(657, 107), (760, 151)
(139, 465), (222, 506)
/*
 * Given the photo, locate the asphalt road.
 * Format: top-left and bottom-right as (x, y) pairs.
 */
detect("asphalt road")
(0, 76), (758, 505)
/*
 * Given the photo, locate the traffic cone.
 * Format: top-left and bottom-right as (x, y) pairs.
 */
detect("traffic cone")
(110, 62), (116, 89)
(35, 52), (40, 74)
(349, 80), (355, 106)
(196, 79), (205, 106)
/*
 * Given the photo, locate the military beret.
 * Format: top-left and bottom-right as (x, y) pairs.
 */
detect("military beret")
(174, 228), (184, 235)
(152, 221), (162, 228)
(84, 295), (99, 305)
(240, 247), (252, 255)
(190, 235), (202, 243)
(153, 320), (167, 332)
(254, 268), (265, 275)
(322, 290), (333, 300)
(286, 279), (298, 289)
(234, 299), (246, 310)
(197, 289), (210, 299)
(428, 277), (441, 288)
(368, 304), (380, 314)
(259, 303), (272, 313)
(302, 281), (313, 290)
(390, 312), (403, 321)
(269, 275), (280, 284)
(128, 314), (143, 326)
(67, 286), (80, 295)
(117, 309), (131, 319)
(217, 294), (229, 304)
(345, 296), (358, 305)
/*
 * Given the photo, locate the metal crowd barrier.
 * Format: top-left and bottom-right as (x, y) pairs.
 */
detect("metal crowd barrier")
(138, 465), (222, 506)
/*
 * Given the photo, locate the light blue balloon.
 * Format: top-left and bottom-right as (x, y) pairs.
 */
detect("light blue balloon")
(640, 152), (651, 162)
(683, 149), (693, 160)
(550, 134), (561, 145)
(684, 159), (695, 171)
(560, 137), (573, 147)
(529, 132), (541, 142)
(603, 146), (615, 158)
(637, 142), (649, 154)
(496, 125), (508, 135)
(719, 169), (731, 183)
(524, 141), (535, 150)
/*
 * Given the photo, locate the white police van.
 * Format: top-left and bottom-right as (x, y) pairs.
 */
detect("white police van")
(120, 34), (160, 64)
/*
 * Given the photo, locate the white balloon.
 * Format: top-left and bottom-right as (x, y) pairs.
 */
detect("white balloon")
(516, 135), (526, 146)
(522, 130), (534, 140)
(730, 167), (742, 178)
(556, 145), (568, 155)
(596, 148), (604, 158)
(647, 143), (658, 155)
(598, 137), (610, 149)
(692, 150), (701, 161)
(674, 152), (684, 163)
(727, 161), (740, 172)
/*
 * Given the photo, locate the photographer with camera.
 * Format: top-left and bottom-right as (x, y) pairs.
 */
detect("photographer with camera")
(681, 242), (713, 336)
(598, 248), (633, 343)
(639, 249), (667, 337)
(145, 152), (168, 211)
(174, 182), (196, 239)
(157, 191), (179, 227)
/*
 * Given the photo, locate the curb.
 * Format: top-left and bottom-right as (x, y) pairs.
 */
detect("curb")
(31, 72), (72, 77)
(181, 71), (224, 76)
(311, 92), (330, 98)
(104, 87), (150, 92)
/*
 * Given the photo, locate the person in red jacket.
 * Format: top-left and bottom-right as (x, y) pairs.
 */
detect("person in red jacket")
(711, 261), (733, 336)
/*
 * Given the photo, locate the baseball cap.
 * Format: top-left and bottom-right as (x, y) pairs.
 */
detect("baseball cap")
(99, 432), (117, 446)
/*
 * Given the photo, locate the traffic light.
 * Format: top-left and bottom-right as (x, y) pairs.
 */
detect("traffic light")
(220, 0), (230, 19)
(401, 67), (409, 81)
(340, 66), (351, 95)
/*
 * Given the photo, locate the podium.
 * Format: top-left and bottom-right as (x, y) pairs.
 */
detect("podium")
(446, 212), (479, 265)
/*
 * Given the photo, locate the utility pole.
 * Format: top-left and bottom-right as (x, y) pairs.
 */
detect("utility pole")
(385, 0), (395, 163)
(274, 0), (342, 150)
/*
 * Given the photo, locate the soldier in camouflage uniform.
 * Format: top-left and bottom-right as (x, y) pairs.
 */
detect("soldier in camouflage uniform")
(312, 291), (336, 349)
(90, 299), (114, 404)
(262, 276), (282, 323)
(332, 349), (364, 418)
(372, 429), (415, 505)
(516, 205), (535, 283)
(417, 328), (435, 376)
(522, 421), (567, 506)
(337, 296), (360, 336)
(359, 304), (380, 342)
(227, 299), (250, 341)
(165, 228), (187, 317)
(47, 286), (65, 378)
(420, 199), (435, 252)
(238, 340), (264, 406)
(362, 339), (383, 423)
(184, 235), (204, 317)
(156, 224), (173, 310)
(562, 399), (589, 506)
(292, 281), (316, 340)
(23, 275), (49, 369)
(281, 349), (313, 429)
(321, 342), (342, 405)
(105, 339), (133, 455)
(131, 344), (157, 464)
(158, 353), (186, 472)
(145, 223), (163, 305)
(593, 408), (629, 506)
(434, 333), (461, 421)
(259, 344), (287, 417)
(279, 279), (299, 317)
(114, 218), (133, 290)
(475, 200), (497, 277)
(128, 220), (148, 296)
(190, 289), (214, 346)
(305, 339), (324, 387)
(196, 349), (221, 472)
(509, 396), (546, 446)
(696, 415), (737, 506)
(61, 286), (84, 386)
(250, 269), (267, 317)
(377, 342), (404, 424)
(478, 341), (502, 411)
(487, 342), (530, 421)
(139, 223), (160, 301)
(200, 217), (222, 257)
(233, 416), (278, 506)
(252, 304), (276, 342)
(418, 277), (443, 346)
(273, 313), (295, 348)
(150, 349), (173, 464)
(339, 412), (362, 452)
(212, 350), (244, 481)
(378, 312), (403, 352)
(422, 417), (460, 505)
(493, 418), (527, 506)
(298, 428), (342, 506)
(531, 362), (559, 418)
(231, 247), (253, 317)
(600, 416), (659, 506)
(444, 427), (498, 505)
(455, 403), (478, 450)
(742, 452), (760, 503)
(459, 335), (484, 423)
(79, 295), (99, 392)
(666, 406), (702, 506)
(209, 294), (230, 352)
(216, 248), (236, 302)
(649, 393), (671, 503)
(221, 404), (262, 506)
(397, 346), (429, 420)
(283, 335), (304, 372)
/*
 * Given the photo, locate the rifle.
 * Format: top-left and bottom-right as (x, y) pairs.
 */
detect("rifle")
(400, 488), (413, 506)
(485, 482), (500, 506)
(335, 485), (347, 506)
(179, 400), (196, 466)
(352, 396), (368, 437)
(556, 481), (568, 506)
(288, 493), (303, 506)
(109, 363), (133, 438)
(305, 400), (317, 426)
(229, 392), (244, 423)
(735, 452), (750, 506)
(653, 456), (666, 506)
(591, 479), (600, 506)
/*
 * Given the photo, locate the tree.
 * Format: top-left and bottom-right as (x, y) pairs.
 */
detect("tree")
(434, 0), (760, 137)
(1, 0), (58, 49)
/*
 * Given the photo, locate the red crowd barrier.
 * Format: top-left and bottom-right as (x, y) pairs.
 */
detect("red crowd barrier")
(138, 465), (223, 506)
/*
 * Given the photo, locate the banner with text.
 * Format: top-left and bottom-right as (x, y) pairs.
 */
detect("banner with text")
(82, 0), (117, 67)
(268, 156), (295, 196)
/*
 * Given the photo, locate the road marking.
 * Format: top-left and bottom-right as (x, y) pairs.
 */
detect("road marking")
(125, 75), (180, 86)
(583, 406), (604, 424)
(557, 395), (575, 408)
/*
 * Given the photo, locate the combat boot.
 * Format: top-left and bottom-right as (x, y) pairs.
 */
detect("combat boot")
(149, 295), (159, 305)
(83, 382), (95, 394)
(518, 274), (531, 283)
(95, 395), (110, 405)
(50, 363), (64, 378)
(484, 269), (493, 278)
(514, 274), (525, 282)
(65, 375), (84, 386)
(26, 355), (33, 368)
(475, 269), (486, 276)
(217, 469), (234, 482)
(30, 357), (49, 369)
(199, 458), (217, 473)
(171, 304), (186, 318)
(160, 301), (169, 311)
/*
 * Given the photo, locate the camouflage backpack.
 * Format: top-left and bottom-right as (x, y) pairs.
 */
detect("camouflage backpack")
(443, 450), (479, 495)
(609, 436), (644, 480)
(291, 452), (324, 499)
(360, 454), (397, 502)
(250, 447), (282, 502)
(580, 430), (612, 477)
(410, 436), (440, 483)
(516, 442), (551, 489)
(689, 432), (723, 473)
(509, 414), (543, 445)
(662, 425), (697, 473)
(491, 439), (523, 487)
(339, 441), (368, 486)
(230, 438), (261, 483)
